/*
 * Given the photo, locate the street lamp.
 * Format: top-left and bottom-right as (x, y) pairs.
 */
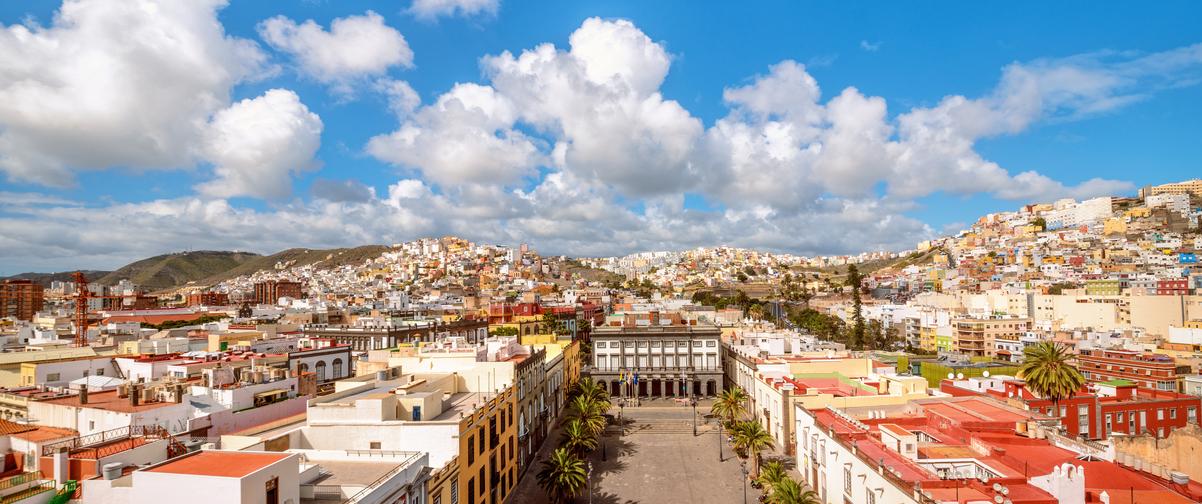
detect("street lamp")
(692, 396), (698, 436)
(717, 419), (723, 462)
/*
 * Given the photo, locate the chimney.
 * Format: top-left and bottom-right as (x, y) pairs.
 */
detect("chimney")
(173, 384), (184, 404)
(79, 387), (89, 405)
(131, 385), (141, 407)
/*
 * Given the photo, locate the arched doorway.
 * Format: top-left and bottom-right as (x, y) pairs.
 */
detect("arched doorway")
(316, 361), (327, 382)
(597, 380), (608, 396)
(298, 363), (309, 374)
(692, 380), (701, 396)
(332, 358), (343, 379)
(610, 381), (620, 396)
(651, 379), (661, 397)
(666, 381), (676, 397)
(638, 380), (647, 397)
(706, 380), (717, 396)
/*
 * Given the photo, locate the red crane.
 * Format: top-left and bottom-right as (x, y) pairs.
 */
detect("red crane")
(71, 271), (145, 347)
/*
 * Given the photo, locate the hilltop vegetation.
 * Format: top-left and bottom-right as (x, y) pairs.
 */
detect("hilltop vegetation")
(95, 251), (261, 291)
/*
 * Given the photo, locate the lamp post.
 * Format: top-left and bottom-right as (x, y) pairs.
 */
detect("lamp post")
(717, 419), (723, 462)
(692, 396), (698, 436)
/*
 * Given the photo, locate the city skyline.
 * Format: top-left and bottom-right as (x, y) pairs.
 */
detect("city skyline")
(2, 0), (1202, 273)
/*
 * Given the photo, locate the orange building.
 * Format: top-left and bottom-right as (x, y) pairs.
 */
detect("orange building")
(0, 279), (44, 321)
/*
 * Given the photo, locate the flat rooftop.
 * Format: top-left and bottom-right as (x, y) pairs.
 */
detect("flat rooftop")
(143, 451), (291, 478)
(39, 389), (178, 413)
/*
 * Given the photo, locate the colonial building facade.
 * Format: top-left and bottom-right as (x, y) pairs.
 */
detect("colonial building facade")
(589, 324), (724, 398)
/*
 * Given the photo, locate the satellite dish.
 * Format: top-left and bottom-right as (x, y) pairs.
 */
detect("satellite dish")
(948, 373), (955, 379)
(993, 483), (1002, 492)
(995, 497), (1004, 504)
(983, 371), (990, 378)
(957, 373), (965, 380)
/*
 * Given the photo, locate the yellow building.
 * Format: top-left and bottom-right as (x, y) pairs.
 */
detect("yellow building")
(1103, 217), (1128, 235)
(918, 326), (938, 352)
(428, 387), (518, 504)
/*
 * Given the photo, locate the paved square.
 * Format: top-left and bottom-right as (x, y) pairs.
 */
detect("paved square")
(514, 398), (762, 504)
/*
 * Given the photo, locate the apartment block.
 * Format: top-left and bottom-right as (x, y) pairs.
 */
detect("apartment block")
(1077, 348), (1189, 391)
(0, 279), (44, 321)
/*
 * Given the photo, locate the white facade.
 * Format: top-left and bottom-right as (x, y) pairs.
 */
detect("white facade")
(794, 407), (918, 504)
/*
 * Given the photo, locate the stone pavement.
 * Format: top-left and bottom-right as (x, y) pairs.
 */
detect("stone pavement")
(512, 398), (763, 504)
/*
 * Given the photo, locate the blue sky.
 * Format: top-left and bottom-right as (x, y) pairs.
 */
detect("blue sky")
(1, 0), (1201, 274)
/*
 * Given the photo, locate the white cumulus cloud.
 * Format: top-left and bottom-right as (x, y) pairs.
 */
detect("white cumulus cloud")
(0, 0), (270, 186)
(197, 89), (323, 200)
(259, 11), (412, 95)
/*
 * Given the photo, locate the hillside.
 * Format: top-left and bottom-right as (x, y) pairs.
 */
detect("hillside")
(194, 245), (390, 286)
(0, 270), (110, 287)
(95, 251), (261, 291)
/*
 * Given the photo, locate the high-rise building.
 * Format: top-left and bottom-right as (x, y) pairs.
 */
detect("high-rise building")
(253, 280), (303, 305)
(0, 279), (44, 321)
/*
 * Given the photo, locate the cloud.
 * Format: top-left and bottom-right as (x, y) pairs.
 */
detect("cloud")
(408, 0), (499, 20)
(5, 15), (1201, 272)
(259, 11), (412, 95)
(0, 0), (270, 186)
(311, 179), (376, 203)
(860, 40), (881, 52)
(197, 89), (323, 200)
(366, 83), (541, 186)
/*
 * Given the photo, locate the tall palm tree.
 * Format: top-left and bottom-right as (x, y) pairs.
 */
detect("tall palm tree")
(770, 479), (820, 504)
(757, 460), (788, 495)
(732, 420), (774, 477)
(711, 387), (748, 427)
(560, 418), (598, 455)
(569, 394), (607, 438)
(1019, 341), (1085, 418)
(536, 447), (587, 504)
(576, 377), (611, 408)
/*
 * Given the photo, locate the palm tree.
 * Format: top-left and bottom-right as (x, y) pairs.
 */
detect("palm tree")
(711, 387), (748, 427)
(731, 420), (774, 477)
(1019, 341), (1085, 418)
(770, 479), (820, 504)
(748, 303), (766, 321)
(560, 418), (598, 455)
(536, 447), (588, 504)
(576, 377), (611, 408)
(568, 395), (607, 438)
(757, 460), (788, 495)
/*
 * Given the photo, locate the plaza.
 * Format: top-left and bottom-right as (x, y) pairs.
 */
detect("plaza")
(513, 398), (763, 504)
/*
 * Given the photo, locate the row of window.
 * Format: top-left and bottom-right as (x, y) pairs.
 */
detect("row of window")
(595, 340), (718, 348)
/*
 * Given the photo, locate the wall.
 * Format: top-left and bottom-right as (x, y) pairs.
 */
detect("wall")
(198, 396), (308, 438)
(296, 423), (461, 468)
(1111, 423), (1202, 482)
(132, 472), (240, 504)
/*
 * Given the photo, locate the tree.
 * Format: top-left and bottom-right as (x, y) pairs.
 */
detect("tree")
(711, 387), (748, 427)
(1018, 341), (1085, 418)
(568, 395), (607, 439)
(731, 420), (774, 477)
(541, 310), (562, 335)
(748, 303), (766, 321)
(769, 479), (820, 504)
(560, 419), (598, 455)
(536, 447), (587, 504)
(757, 460), (788, 496)
(846, 264), (865, 349)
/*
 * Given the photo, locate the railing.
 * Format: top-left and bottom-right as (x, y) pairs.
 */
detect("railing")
(0, 473), (38, 492)
(340, 452), (424, 504)
(41, 425), (169, 456)
(0, 482), (54, 504)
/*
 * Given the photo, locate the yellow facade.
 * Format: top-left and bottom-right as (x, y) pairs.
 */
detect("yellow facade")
(428, 386), (518, 504)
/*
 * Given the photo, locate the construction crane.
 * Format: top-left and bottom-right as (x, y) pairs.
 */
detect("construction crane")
(71, 271), (148, 347)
